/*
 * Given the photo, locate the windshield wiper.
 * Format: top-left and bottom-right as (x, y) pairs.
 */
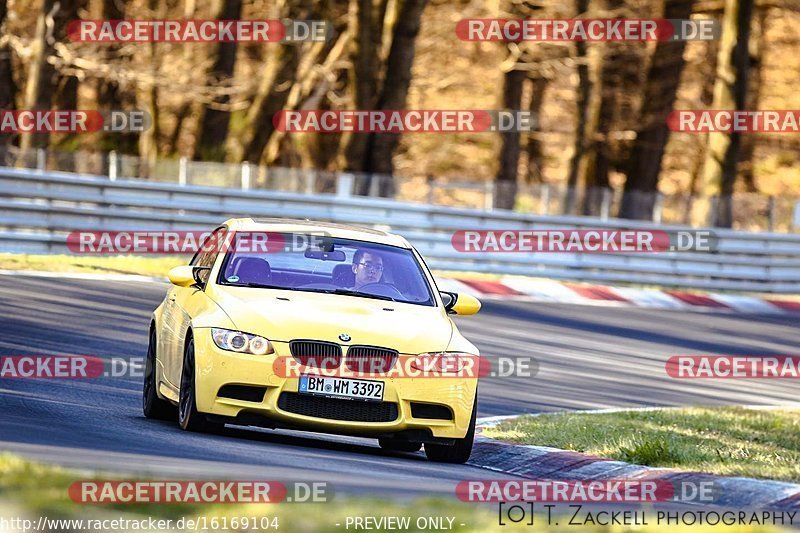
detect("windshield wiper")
(325, 288), (396, 302)
(225, 282), (397, 302)
(225, 282), (286, 289)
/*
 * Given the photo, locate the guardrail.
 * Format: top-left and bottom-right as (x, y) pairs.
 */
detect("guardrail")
(1, 166), (799, 293)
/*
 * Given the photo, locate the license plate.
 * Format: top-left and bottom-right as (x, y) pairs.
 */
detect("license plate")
(298, 374), (384, 402)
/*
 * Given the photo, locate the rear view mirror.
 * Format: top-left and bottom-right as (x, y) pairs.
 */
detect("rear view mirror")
(304, 249), (346, 261)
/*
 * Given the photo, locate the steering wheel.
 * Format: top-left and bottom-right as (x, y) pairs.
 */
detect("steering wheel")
(357, 282), (404, 299)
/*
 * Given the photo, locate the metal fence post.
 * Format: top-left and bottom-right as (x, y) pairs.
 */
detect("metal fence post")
(600, 188), (611, 221)
(108, 151), (118, 181)
(368, 174), (380, 197)
(484, 181), (494, 211)
(541, 184), (550, 215)
(336, 173), (354, 197)
(241, 162), (251, 190)
(427, 177), (436, 205)
(652, 192), (664, 224)
(768, 196), (776, 232)
(179, 156), (188, 186)
(793, 200), (800, 232)
(708, 196), (718, 227)
(36, 148), (46, 172)
(305, 169), (316, 194)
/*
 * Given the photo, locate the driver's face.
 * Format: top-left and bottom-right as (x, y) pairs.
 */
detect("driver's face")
(352, 252), (383, 288)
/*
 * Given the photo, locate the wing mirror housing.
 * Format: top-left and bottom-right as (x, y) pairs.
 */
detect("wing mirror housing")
(168, 266), (210, 287)
(440, 291), (481, 315)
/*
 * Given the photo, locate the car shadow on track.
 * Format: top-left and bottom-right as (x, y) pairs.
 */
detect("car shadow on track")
(130, 415), (429, 463)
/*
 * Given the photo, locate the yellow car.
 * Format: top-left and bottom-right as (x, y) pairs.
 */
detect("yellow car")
(143, 218), (482, 463)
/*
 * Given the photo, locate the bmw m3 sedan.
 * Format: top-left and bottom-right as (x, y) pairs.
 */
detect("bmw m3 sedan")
(143, 218), (482, 463)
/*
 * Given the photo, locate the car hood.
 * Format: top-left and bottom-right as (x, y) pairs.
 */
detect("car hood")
(210, 286), (454, 353)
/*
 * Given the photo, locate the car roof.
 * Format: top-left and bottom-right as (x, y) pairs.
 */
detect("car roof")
(222, 217), (412, 248)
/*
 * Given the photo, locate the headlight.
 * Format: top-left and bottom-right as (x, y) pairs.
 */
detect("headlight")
(411, 352), (480, 375)
(211, 328), (274, 355)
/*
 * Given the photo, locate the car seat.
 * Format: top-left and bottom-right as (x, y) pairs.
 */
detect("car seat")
(233, 257), (272, 285)
(332, 264), (355, 288)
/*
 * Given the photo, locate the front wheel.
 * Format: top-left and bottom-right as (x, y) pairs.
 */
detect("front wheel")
(178, 336), (223, 433)
(142, 327), (175, 420)
(424, 397), (476, 463)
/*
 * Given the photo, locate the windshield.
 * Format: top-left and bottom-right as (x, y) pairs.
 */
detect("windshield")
(217, 234), (436, 306)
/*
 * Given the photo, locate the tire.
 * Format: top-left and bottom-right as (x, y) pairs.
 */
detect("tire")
(424, 397), (476, 464)
(178, 336), (223, 433)
(142, 327), (175, 420)
(378, 438), (422, 453)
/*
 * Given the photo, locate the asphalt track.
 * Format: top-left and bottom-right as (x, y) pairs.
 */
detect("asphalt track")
(0, 274), (798, 499)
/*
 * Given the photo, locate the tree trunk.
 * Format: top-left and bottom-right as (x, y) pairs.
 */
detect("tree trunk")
(344, 0), (388, 174)
(563, 0), (591, 215)
(194, 0), (243, 161)
(694, 0), (753, 227)
(589, 1), (622, 196)
(0, 0), (17, 146)
(238, 0), (313, 164)
(364, 0), (428, 197)
(239, 45), (301, 163)
(137, 70), (160, 178)
(20, 0), (81, 152)
(94, 0), (138, 154)
(738, 6), (764, 193)
(525, 77), (548, 184)
(54, 64), (80, 111)
(687, 37), (719, 205)
(137, 0), (164, 178)
(494, 69), (526, 210)
(52, 0), (86, 157)
(619, 0), (695, 220)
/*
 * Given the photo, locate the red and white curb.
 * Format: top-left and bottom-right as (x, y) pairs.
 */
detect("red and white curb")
(471, 414), (800, 511)
(2, 269), (798, 315)
(437, 276), (800, 315)
(468, 437), (800, 511)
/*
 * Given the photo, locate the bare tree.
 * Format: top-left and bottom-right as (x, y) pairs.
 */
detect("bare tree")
(494, 69), (526, 209)
(362, 0), (429, 196)
(0, 0), (17, 146)
(738, 5), (765, 193)
(96, 0), (138, 153)
(687, 36), (719, 209)
(619, 0), (695, 220)
(137, 0), (164, 177)
(237, 0), (315, 164)
(694, 0), (754, 226)
(564, 0), (597, 214)
(194, 0), (243, 161)
(343, 0), (389, 173)
(525, 78), (548, 184)
(20, 0), (83, 151)
(583, 0), (645, 215)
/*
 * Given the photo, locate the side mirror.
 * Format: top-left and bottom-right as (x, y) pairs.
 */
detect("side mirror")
(440, 291), (481, 316)
(168, 266), (209, 287)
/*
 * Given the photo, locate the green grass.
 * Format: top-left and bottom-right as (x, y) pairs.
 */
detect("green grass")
(483, 407), (800, 482)
(0, 453), (792, 532)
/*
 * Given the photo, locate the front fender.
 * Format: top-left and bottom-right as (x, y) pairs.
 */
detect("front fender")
(189, 301), (238, 331)
(446, 322), (480, 355)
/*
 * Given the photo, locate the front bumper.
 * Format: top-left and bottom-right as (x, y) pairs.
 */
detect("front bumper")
(192, 329), (477, 440)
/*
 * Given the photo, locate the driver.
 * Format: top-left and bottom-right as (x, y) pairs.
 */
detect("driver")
(351, 249), (384, 289)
